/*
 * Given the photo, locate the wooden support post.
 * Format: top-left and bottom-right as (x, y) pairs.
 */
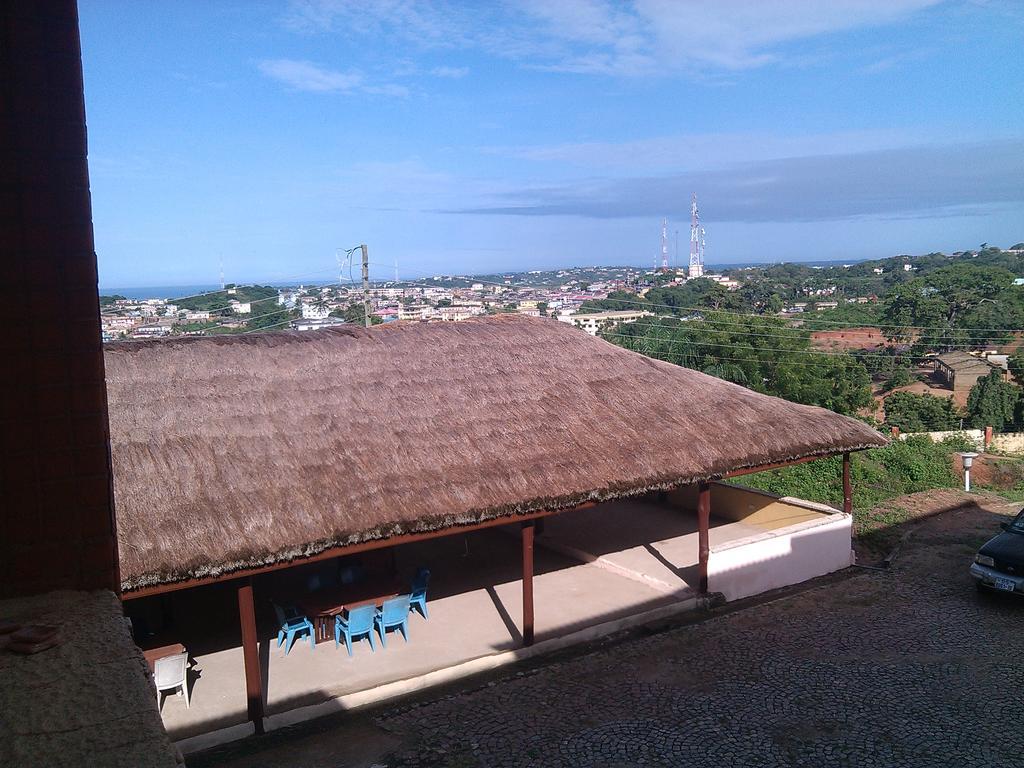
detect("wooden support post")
(842, 452), (852, 516)
(237, 578), (265, 734)
(697, 482), (711, 595)
(522, 520), (535, 646)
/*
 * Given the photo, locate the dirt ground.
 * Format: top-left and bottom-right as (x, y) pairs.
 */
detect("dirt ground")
(190, 491), (1024, 768)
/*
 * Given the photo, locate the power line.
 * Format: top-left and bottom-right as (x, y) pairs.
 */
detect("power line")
(102, 265), (344, 307)
(369, 260), (1024, 335)
(596, 329), (926, 361)
(581, 314), (1016, 351)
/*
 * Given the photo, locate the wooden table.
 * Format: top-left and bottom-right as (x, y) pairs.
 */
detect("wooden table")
(142, 642), (186, 672)
(294, 582), (402, 644)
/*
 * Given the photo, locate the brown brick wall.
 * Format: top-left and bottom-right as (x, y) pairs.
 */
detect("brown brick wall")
(0, 1), (120, 597)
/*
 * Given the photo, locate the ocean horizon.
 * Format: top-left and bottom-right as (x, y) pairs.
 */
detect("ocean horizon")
(100, 256), (874, 300)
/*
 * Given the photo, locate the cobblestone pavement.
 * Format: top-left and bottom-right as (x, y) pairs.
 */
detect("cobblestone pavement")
(375, 501), (1024, 768)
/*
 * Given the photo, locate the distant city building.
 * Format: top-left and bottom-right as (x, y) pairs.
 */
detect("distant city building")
(230, 301), (251, 314)
(559, 310), (653, 336)
(933, 351), (1006, 392)
(398, 304), (433, 321)
(131, 324), (170, 338)
(290, 317), (346, 332)
(705, 274), (740, 290)
(435, 305), (484, 322)
(301, 302), (331, 320)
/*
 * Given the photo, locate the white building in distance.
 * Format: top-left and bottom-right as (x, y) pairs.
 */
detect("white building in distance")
(559, 310), (653, 336)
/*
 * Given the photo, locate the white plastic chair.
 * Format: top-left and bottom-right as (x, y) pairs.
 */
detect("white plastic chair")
(154, 652), (190, 710)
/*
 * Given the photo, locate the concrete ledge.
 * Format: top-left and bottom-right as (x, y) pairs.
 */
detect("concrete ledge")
(710, 512), (852, 554)
(176, 595), (699, 755)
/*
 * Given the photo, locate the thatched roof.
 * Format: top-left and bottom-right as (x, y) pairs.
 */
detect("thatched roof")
(105, 314), (885, 591)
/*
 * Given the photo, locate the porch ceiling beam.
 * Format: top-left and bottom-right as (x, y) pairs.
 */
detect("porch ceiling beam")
(721, 454), (821, 478)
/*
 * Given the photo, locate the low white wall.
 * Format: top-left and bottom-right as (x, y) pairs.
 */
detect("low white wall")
(896, 429), (1024, 454)
(989, 432), (1024, 453)
(897, 429), (984, 449)
(708, 513), (854, 602)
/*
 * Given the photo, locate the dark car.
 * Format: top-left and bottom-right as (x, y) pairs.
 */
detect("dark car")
(970, 508), (1024, 594)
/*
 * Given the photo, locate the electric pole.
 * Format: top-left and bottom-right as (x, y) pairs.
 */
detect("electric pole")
(361, 244), (370, 328)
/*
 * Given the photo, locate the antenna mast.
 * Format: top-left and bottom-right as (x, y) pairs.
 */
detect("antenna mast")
(360, 244), (370, 328)
(688, 193), (705, 279)
(219, 257), (225, 290)
(660, 217), (669, 272)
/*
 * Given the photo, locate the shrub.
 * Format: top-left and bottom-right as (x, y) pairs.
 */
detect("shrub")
(734, 435), (965, 510)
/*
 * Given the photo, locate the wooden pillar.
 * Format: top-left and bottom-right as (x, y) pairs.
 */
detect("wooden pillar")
(237, 578), (265, 734)
(521, 520), (535, 646)
(697, 482), (711, 595)
(842, 452), (852, 516)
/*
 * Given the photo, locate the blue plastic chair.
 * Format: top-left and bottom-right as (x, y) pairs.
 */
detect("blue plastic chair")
(335, 604), (377, 657)
(273, 604), (315, 655)
(375, 595), (412, 647)
(410, 568), (431, 619)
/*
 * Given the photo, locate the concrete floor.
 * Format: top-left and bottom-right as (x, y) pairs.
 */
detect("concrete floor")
(145, 495), (808, 744)
(539, 497), (765, 592)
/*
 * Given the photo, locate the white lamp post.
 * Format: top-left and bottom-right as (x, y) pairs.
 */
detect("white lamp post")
(960, 452), (979, 492)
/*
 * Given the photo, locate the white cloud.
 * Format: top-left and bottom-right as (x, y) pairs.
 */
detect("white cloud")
(362, 83), (411, 97)
(430, 65), (469, 78)
(445, 139), (1024, 223)
(257, 58), (408, 97)
(258, 59), (363, 92)
(280, 0), (942, 76)
(482, 129), (923, 172)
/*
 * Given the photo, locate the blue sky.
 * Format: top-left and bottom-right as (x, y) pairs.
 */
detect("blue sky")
(79, 1), (1024, 288)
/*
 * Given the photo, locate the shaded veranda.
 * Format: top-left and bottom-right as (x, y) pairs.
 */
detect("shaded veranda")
(127, 485), (852, 745)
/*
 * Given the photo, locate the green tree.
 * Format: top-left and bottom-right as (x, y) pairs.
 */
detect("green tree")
(1008, 353), (1024, 384)
(738, 281), (783, 314)
(331, 303), (382, 325)
(883, 392), (960, 431)
(607, 313), (872, 415)
(246, 303), (295, 331)
(881, 265), (1024, 352)
(577, 290), (644, 313)
(966, 369), (1020, 431)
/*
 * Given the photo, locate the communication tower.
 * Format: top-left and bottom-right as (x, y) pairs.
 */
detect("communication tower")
(688, 193), (705, 279)
(660, 217), (669, 272)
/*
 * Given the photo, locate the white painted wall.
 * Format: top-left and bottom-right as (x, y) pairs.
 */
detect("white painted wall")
(896, 428), (1024, 454)
(708, 514), (854, 602)
(989, 433), (1024, 453)
(897, 429), (984, 449)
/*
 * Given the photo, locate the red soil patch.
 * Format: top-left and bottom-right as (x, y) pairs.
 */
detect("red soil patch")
(810, 327), (888, 350)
